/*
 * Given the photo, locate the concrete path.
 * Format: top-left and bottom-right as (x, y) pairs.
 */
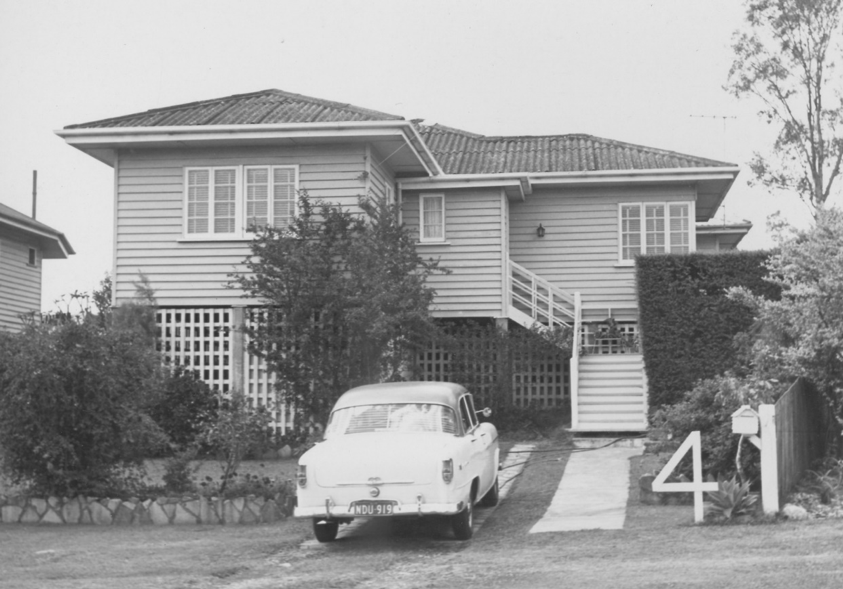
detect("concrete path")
(529, 445), (643, 533)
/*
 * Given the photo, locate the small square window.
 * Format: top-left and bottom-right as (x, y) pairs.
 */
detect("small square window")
(28, 248), (37, 266)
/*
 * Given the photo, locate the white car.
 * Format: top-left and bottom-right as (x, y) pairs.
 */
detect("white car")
(294, 381), (500, 542)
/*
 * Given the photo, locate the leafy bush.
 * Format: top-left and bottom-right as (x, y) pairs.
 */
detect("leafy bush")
(705, 476), (759, 521)
(149, 365), (220, 452)
(0, 312), (166, 496)
(201, 391), (273, 494)
(651, 373), (789, 482)
(161, 446), (202, 494)
(636, 251), (780, 408)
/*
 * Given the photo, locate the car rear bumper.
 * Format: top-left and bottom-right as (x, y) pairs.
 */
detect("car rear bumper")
(294, 501), (464, 519)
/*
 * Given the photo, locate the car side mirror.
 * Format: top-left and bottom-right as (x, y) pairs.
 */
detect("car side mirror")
(475, 407), (492, 418)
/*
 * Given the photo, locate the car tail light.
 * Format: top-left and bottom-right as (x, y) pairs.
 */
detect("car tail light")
(442, 459), (454, 483)
(297, 464), (307, 488)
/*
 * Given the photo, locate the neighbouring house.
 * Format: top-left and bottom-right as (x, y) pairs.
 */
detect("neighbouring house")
(0, 202), (75, 332)
(57, 89), (749, 432)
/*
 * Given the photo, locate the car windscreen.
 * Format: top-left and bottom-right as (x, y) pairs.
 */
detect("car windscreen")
(325, 403), (458, 437)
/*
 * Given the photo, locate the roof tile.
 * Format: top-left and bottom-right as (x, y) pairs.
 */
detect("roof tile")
(417, 124), (733, 173)
(65, 89), (404, 129)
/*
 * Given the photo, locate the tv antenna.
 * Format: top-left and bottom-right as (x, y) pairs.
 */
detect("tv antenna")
(690, 114), (736, 160)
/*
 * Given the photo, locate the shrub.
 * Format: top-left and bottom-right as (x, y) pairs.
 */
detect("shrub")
(650, 373), (789, 482)
(705, 476), (759, 521)
(636, 251), (780, 408)
(149, 365), (220, 452)
(0, 317), (166, 496)
(161, 446), (202, 495)
(201, 390), (273, 494)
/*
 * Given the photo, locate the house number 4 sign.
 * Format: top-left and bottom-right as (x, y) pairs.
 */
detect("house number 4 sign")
(652, 431), (718, 523)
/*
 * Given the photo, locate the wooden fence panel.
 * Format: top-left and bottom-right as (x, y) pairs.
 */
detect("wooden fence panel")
(774, 378), (828, 501)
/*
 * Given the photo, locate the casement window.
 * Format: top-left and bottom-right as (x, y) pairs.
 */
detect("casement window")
(619, 202), (692, 262)
(420, 194), (445, 242)
(184, 165), (298, 238)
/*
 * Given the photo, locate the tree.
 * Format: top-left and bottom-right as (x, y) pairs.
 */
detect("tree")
(730, 208), (843, 428)
(233, 193), (444, 426)
(727, 0), (843, 214)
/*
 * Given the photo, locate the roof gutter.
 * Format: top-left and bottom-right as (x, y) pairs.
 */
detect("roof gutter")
(56, 121), (442, 176)
(0, 218), (74, 257)
(399, 166), (740, 190)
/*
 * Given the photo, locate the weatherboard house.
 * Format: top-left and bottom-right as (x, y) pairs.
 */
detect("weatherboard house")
(0, 202), (75, 332)
(57, 89), (749, 432)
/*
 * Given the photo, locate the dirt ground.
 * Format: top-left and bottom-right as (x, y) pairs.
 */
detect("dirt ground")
(1, 439), (842, 589)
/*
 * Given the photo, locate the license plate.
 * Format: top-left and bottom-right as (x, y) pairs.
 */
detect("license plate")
(350, 500), (396, 516)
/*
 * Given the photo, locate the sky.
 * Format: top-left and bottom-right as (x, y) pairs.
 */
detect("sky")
(0, 0), (836, 310)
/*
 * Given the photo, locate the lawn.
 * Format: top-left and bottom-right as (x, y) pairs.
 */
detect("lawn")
(1, 434), (841, 588)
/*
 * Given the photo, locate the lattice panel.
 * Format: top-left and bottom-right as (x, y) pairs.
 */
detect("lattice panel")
(156, 308), (232, 392)
(415, 344), (569, 408)
(512, 361), (569, 408)
(244, 309), (294, 434)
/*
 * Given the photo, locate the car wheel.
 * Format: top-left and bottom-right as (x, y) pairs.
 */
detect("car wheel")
(451, 498), (474, 540)
(480, 476), (500, 507)
(312, 518), (339, 542)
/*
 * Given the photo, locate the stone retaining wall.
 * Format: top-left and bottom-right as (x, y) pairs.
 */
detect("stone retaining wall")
(0, 494), (294, 525)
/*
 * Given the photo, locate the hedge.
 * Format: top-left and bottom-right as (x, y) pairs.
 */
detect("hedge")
(636, 250), (779, 409)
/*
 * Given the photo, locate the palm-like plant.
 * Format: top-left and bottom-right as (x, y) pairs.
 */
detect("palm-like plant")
(705, 476), (758, 521)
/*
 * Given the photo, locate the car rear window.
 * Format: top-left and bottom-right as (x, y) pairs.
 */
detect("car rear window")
(325, 403), (458, 437)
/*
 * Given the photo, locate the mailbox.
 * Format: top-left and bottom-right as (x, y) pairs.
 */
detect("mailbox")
(731, 405), (760, 436)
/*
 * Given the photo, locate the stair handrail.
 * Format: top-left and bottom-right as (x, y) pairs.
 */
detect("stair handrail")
(508, 260), (575, 329)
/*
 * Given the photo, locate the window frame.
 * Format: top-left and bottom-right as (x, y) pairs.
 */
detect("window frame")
(182, 164), (299, 240)
(419, 193), (446, 243)
(243, 165), (299, 233)
(617, 201), (695, 264)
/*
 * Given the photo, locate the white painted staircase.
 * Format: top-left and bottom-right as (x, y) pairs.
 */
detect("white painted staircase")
(573, 354), (647, 431)
(505, 259), (648, 433)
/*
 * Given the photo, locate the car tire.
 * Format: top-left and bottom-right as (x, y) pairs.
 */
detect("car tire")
(480, 476), (500, 507)
(312, 518), (339, 542)
(451, 498), (474, 540)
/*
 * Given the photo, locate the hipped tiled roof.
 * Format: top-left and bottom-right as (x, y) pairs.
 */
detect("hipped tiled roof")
(64, 89), (735, 174)
(417, 124), (734, 174)
(65, 89), (404, 129)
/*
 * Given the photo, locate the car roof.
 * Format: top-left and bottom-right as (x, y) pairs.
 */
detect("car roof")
(332, 382), (468, 411)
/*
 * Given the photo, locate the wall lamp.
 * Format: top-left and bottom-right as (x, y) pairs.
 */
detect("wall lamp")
(537, 224), (546, 238)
